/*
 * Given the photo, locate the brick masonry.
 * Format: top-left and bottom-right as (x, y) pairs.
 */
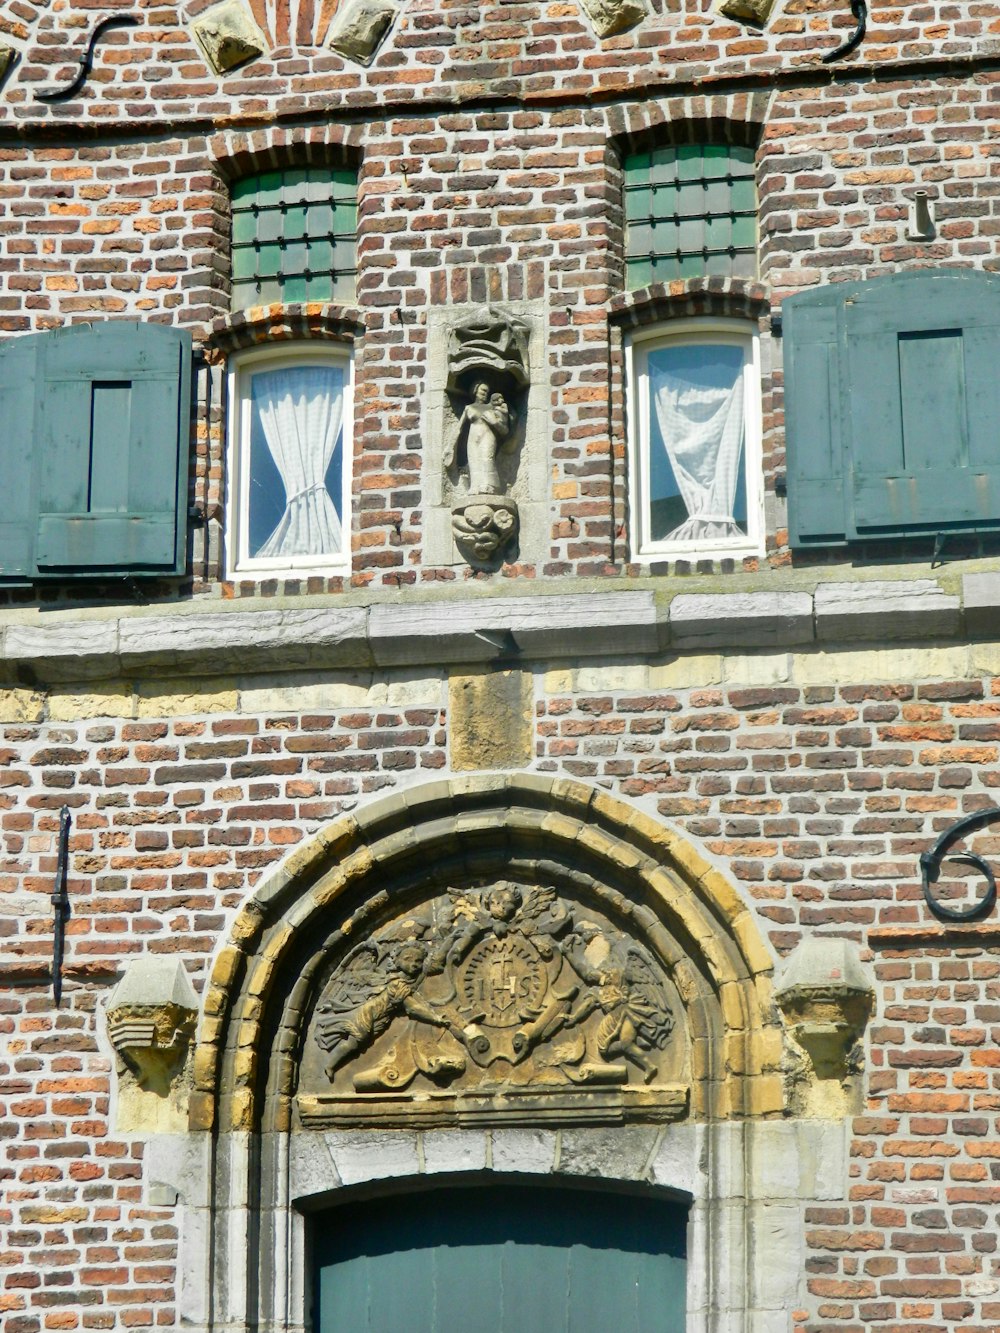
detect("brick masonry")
(2, 0), (1000, 1328)
(3, 654), (1000, 1328)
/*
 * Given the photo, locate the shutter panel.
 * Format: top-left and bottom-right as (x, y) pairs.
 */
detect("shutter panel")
(783, 287), (849, 547)
(34, 322), (191, 575)
(845, 270), (1000, 538)
(785, 270), (1000, 548)
(0, 333), (42, 576)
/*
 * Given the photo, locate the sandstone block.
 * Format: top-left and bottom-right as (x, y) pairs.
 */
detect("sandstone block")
(328, 0), (398, 64)
(192, 0), (268, 74)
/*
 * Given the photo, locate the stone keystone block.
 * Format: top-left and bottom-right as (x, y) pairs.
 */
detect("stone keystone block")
(328, 0), (399, 65)
(716, 0), (777, 25)
(193, 0), (269, 74)
(577, 0), (648, 37)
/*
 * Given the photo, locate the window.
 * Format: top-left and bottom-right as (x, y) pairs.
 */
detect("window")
(624, 144), (756, 288)
(627, 320), (763, 560)
(226, 344), (353, 577)
(231, 167), (357, 310)
(784, 269), (1000, 548)
(0, 322), (191, 580)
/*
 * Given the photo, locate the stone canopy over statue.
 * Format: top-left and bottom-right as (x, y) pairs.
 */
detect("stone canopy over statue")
(444, 307), (531, 565)
(298, 881), (689, 1128)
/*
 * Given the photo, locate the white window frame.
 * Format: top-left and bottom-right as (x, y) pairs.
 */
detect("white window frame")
(626, 318), (763, 562)
(226, 342), (354, 579)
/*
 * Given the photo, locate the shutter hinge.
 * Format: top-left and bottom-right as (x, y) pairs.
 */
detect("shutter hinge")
(770, 312), (782, 337)
(774, 473), (787, 498)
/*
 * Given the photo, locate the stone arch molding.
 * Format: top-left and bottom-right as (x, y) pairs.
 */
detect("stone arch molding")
(192, 773), (783, 1137)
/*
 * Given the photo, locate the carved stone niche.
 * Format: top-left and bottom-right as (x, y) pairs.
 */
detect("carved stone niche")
(775, 937), (874, 1118)
(106, 959), (198, 1122)
(424, 302), (547, 570)
(297, 880), (691, 1128)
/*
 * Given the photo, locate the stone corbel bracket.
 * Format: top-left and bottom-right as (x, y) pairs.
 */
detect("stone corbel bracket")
(106, 958), (199, 1096)
(775, 937), (874, 1117)
(577, 0), (648, 39)
(191, 0), (269, 75)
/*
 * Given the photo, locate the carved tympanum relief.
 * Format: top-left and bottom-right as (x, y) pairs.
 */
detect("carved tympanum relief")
(444, 308), (531, 566)
(298, 881), (689, 1127)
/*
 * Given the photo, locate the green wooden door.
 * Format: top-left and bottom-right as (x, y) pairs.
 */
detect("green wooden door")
(313, 1184), (687, 1332)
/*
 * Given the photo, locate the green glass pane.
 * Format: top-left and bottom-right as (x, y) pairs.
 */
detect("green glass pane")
(282, 166), (308, 197)
(283, 203), (308, 242)
(731, 177), (757, 213)
(624, 185), (650, 222)
(307, 270), (335, 303)
(732, 145), (755, 171)
(281, 270), (307, 303)
(332, 239), (355, 280)
(648, 146), (677, 186)
(705, 213), (731, 253)
(332, 270), (355, 302)
(676, 148), (703, 181)
(704, 178), (730, 215)
(678, 214), (703, 255)
(627, 220), (652, 256)
(255, 240), (282, 280)
(732, 213), (757, 249)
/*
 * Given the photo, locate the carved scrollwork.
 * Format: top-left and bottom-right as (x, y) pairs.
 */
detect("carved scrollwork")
(300, 881), (687, 1127)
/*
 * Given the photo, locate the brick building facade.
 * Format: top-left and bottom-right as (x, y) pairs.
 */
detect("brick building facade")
(2, 0), (1000, 1329)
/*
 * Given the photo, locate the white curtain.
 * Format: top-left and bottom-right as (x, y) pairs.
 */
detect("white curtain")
(251, 365), (344, 559)
(650, 345), (745, 543)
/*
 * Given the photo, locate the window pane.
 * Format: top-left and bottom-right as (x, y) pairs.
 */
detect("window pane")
(625, 144), (756, 287)
(231, 169), (357, 311)
(645, 342), (746, 544)
(247, 364), (346, 560)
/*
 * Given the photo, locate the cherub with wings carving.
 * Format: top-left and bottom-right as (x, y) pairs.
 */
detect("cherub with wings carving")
(563, 935), (675, 1084)
(313, 937), (461, 1082)
(445, 882), (571, 964)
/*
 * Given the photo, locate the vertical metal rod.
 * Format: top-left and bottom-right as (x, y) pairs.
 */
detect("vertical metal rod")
(52, 806), (72, 1007)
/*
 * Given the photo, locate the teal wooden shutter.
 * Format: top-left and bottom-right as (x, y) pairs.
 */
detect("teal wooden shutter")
(844, 270), (1000, 539)
(784, 270), (1000, 547)
(33, 322), (191, 575)
(0, 334), (42, 575)
(783, 286), (849, 547)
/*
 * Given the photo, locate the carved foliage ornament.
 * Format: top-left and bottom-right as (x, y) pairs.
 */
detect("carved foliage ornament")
(300, 882), (688, 1127)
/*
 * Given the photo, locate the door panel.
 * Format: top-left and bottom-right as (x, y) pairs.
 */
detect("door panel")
(313, 1184), (687, 1332)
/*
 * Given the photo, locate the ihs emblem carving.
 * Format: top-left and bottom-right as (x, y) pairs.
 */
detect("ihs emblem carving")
(302, 882), (687, 1127)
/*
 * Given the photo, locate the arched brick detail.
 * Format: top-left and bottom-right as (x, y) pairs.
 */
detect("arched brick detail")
(191, 775), (781, 1135)
(203, 301), (363, 358)
(209, 122), (363, 182)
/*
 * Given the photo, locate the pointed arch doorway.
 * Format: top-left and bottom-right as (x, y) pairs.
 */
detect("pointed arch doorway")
(312, 1180), (688, 1332)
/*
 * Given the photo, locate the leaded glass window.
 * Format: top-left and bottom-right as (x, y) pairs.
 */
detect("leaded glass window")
(231, 168), (357, 310)
(624, 145), (756, 287)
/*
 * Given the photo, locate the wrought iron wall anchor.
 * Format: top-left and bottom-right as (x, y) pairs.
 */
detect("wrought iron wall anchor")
(920, 805), (1000, 923)
(51, 806), (72, 1006)
(821, 0), (866, 64)
(35, 14), (140, 102)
